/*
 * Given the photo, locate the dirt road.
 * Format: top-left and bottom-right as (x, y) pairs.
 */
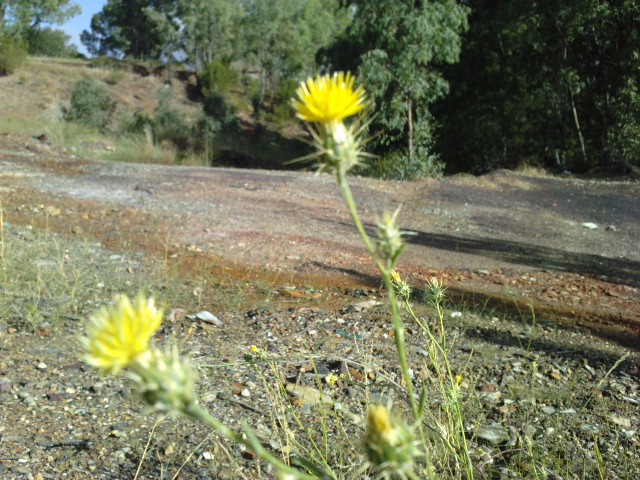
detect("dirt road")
(1, 133), (639, 347)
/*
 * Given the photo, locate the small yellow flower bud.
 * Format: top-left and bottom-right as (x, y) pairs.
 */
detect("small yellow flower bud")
(363, 405), (418, 478)
(390, 270), (412, 302)
(376, 208), (405, 268)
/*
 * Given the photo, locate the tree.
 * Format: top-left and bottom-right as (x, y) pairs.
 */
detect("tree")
(81, 0), (174, 59)
(325, 0), (469, 179)
(436, 0), (640, 175)
(241, 0), (350, 116)
(25, 26), (78, 57)
(0, 0), (80, 33)
(177, 0), (243, 72)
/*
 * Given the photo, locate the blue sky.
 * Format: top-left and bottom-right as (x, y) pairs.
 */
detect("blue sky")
(60, 0), (107, 55)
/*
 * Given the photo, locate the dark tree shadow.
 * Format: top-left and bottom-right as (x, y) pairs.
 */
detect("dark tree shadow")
(405, 230), (640, 288)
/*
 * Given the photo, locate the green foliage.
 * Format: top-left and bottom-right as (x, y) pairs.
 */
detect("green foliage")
(242, 0), (350, 117)
(0, 0), (80, 33)
(271, 79), (298, 124)
(25, 27), (77, 57)
(201, 93), (238, 131)
(606, 79), (640, 173)
(0, 35), (27, 75)
(153, 92), (192, 150)
(198, 60), (239, 97)
(326, 0), (469, 179)
(437, 0), (640, 175)
(117, 110), (154, 136)
(81, 0), (174, 59)
(65, 77), (115, 131)
(177, 0), (243, 71)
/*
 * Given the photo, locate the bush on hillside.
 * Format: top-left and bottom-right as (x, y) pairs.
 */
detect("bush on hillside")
(198, 60), (238, 97)
(65, 77), (115, 131)
(26, 28), (78, 58)
(0, 36), (28, 76)
(153, 92), (192, 151)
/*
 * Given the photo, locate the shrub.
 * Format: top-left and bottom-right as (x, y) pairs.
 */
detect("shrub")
(153, 93), (192, 151)
(201, 93), (238, 132)
(103, 69), (125, 85)
(25, 27), (78, 58)
(0, 36), (28, 76)
(65, 77), (116, 131)
(198, 60), (238, 97)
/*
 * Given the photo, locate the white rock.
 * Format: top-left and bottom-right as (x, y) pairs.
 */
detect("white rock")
(581, 222), (598, 230)
(187, 311), (223, 326)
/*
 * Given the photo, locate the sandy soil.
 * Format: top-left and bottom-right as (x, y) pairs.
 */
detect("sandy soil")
(1, 133), (638, 348)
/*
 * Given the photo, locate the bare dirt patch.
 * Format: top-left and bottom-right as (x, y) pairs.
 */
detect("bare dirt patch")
(1, 133), (638, 348)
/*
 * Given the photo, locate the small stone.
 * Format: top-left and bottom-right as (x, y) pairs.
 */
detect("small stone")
(44, 206), (61, 217)
(188, 311), (223, 326)
(349, 300), (383, 312)
(541, 406), (556, 414)
(605, 225), (618, 232)
(476, 424), (510, 445)
(37, 362), (47, 370)
(240, 388), (251, 398)
(581, 222), (598, 230)
(451, 311), (463, 318)
(548, 369), (563, 381)
(610, 415), (631, 428)
(560, 408), (576, 414)
(202, 451), (214, 460)
(285, 384), (333, 407)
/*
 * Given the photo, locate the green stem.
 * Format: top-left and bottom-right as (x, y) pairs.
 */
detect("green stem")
(335, 169), (418, 419)
(184, 402), (317, 480)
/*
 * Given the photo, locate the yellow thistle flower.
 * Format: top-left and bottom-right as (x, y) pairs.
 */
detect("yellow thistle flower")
(81, 292), (163, 375)
(293, 72), (366, 125)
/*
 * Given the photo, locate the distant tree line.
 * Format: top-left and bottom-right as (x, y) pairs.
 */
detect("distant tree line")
(0, 0), (80, 57)
(2, 0), (639, 178)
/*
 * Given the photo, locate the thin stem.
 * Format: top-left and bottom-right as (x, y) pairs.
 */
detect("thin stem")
(184, 402), (318, 480)
(336, 169), (418, 419)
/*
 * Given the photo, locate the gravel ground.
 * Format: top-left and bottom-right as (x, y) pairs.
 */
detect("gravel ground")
(0, 225), (638, 479)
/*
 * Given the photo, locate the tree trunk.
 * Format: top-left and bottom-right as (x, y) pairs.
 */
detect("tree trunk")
(407, 99), (414, 162)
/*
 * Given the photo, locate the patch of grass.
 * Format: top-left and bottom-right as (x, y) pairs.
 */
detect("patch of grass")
(102, 133), (180, 165)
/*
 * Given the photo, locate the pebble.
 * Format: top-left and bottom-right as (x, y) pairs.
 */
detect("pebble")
(476, 423), (510, 444)
(37, 362), (47, 370)
(541, 406), (556, 414)
(285, 384), (333, 407)
(188, 311), (224, 326)
(581, 222), (598, 229)
(610, 415), (631, 428)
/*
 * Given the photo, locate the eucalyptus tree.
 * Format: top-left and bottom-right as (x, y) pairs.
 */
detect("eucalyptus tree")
(326, 0), (469, 179)
(241, 0), (350, 115)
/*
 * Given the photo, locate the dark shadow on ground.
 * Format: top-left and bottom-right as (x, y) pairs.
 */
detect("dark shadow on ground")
(405, 230), (640, 288)
(464, 326), (639, 369)
(320, 218), (639, 287)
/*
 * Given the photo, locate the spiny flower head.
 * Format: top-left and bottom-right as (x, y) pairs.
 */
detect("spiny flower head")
(363, 405), (418, 479)
(376, 207), (405, 268)
(390, 270), (412, 302)
(81, 292), (163, 375)
(134, 346), (197, 414)
(293, 72), (366, 125)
